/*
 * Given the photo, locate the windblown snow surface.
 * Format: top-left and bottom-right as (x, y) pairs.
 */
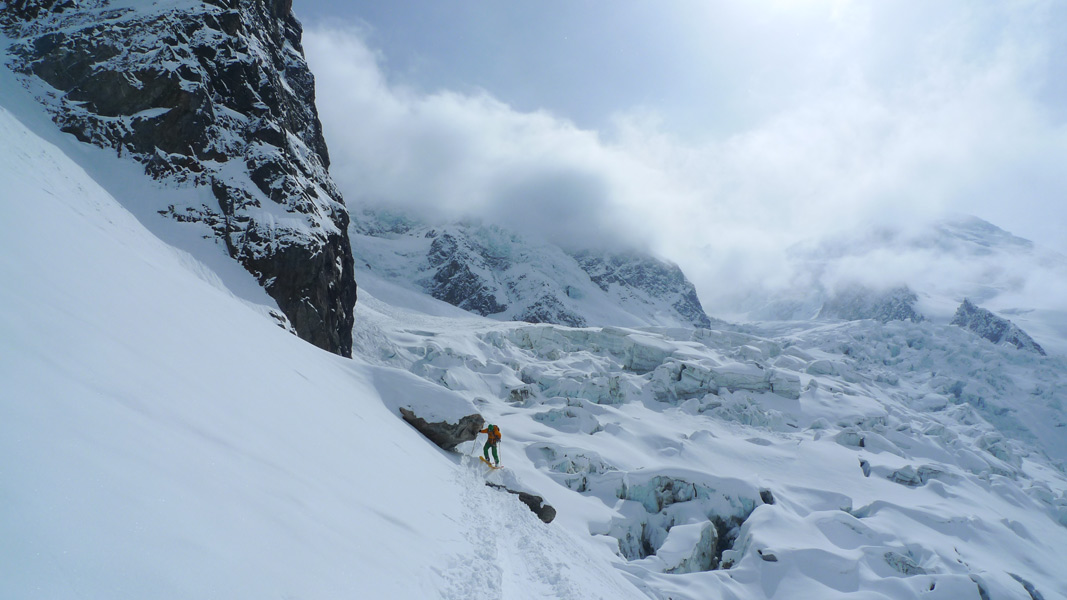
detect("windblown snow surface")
(4, 79), (1067, 600)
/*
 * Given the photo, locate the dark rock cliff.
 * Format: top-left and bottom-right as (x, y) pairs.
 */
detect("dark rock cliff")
(1, 0), (357, 356)
(426, 232), (509, 316)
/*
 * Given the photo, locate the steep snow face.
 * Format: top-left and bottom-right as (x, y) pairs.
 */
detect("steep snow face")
(0, 0), (357, 356)
(0, 104), (643, 600)
(350, 210), (713, 329)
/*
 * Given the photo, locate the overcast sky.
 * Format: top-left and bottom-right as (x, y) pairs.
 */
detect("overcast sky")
(295, 0), (1067, 311)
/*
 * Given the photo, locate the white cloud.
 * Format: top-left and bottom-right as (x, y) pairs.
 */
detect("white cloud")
(303, 3), (1067, 316)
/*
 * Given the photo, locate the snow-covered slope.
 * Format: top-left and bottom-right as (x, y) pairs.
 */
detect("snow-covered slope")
(0, 103), (641, 599)
(350, 209), (712, 330)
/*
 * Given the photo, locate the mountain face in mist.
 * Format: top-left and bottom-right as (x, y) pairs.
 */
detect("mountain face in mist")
(953, 299), (1046, 356)
(351, 211), (713, 329)
(570, 249), (712, 329)
(817, 285), (924, 324)
(1, 0), (357, 356)
(742, 216), (1066, 326)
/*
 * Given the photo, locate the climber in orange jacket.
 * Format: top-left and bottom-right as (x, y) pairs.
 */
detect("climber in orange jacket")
(480, 423), (501, 466)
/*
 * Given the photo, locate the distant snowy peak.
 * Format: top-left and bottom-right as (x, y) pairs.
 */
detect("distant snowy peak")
(1, 0), (357, 355)
(817, 285), (923, 324)
(350, 213), (713, 329)
(952, 299), (1046, 355)
(931, 215), (1035, 254)
(737, 215), (1066, 329)
(795, 214), (1040, 262)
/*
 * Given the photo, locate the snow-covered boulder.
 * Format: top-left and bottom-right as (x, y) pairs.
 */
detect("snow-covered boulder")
(486, 483), (556, 523)
(375, 368), (483, 450)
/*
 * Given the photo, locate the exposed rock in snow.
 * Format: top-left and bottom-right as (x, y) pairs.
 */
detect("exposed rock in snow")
(756, 548), (779, 562)
(400, 408), (483, 451)
(486, 482), (556, 523)
(818, 285), (924, 323)
(377, 369), (484, 450)
(1, 0), (357, 355)
(569, 249), (712, 329)
(425, 231), (510, 317)
(349, 215), (713, 329)
(952, 299), (1046, 355)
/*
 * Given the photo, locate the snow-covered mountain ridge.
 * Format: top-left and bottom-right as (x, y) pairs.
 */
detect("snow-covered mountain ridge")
(351, 209), (713, 330)
(0, 0), (357, 355)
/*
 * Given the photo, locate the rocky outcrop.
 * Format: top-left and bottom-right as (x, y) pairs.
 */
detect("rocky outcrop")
(351, 215), (713, 329)
(951, 299), (1045, 355)
(570, 250), (712, 329)
(818, 285), (923, 323)
(486, 482), (557, 523)
(2, 0), (357, 356)
(426, 232), (509, 316)
(398, 408), (483, 451)
(376, 368), (485, 450)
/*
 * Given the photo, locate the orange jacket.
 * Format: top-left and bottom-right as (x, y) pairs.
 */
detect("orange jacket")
(480, 425), (501, 444)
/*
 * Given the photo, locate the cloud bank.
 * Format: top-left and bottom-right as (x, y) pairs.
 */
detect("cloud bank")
(303, 2), (1067, 315)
